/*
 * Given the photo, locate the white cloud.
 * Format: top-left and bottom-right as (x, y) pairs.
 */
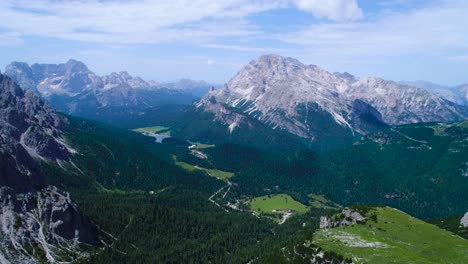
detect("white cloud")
(293, 0), (363, 21)
(280, 0), (468, 58)
(202, 43), (294, 53)
(0, 31), (22, 46)
(207, 59), (215, 65)
(0, 0), (363, 44)
(0, 0), (285, 44)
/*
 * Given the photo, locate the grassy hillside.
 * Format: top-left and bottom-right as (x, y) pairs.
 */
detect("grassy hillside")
(313, 207), (468, 264)
(174, 157), (234, 180)
(248, 194), (309, 214)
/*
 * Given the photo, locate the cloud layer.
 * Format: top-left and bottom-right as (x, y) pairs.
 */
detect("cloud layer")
(0, 0), (363, 44)
(293, 0), (362, 21)
(282, 0), (468, 59)
(1, 0), (467, 85)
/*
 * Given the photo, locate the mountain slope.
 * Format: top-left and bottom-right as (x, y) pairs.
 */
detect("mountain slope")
(0, 73), (99, 263)
(0, 73), (70, 190)
(275, 207), (468, 263)
(400, 80), (468, 106)
(198, 54), (467, 145)
(315, 121), (468, 219)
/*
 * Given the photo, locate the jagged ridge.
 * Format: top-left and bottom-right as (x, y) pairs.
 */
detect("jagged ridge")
(0, 73), (99, 263)
(199, 54), (467, 143)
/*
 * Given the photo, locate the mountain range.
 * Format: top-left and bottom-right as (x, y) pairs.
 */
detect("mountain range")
(400, 80), (468, 106)
(0, 54), (467, 263)
(5, 55), (467, 141)
(3, 60), (213, 123)
(196, 54), (467, 147)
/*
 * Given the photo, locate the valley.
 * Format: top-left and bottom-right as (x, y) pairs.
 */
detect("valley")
(0, 53), (467, 263)
(2, 0), (468, 262)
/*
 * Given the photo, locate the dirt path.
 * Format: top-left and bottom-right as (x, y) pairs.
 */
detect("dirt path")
(208, 180), (232, 212)
(278, 211), (293, 225)
(390, 128), (428, 144)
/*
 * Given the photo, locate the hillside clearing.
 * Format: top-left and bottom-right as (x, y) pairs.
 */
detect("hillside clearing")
(313, 207), (468, 263)
(173, 157), (234, 180)
(132, 126), (171, 135)
(247, 194), (309, 223)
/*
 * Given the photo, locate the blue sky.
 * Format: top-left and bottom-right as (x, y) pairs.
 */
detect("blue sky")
(0, 0), (467, 85)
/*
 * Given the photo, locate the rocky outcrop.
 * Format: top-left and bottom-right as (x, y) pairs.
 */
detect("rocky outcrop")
(320, 208), (366, 229)
(282, 242), (353, 264)
(461, 212), (468, 228)
(0, 186), (99, 263)
(198, 54), (467, 142)
(196, 90), (251, 133)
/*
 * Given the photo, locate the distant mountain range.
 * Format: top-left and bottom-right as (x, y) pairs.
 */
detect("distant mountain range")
(197, 54), (467, 146)
(3, 60), (214, 122)
(400, 80), (468, 106)
(3, 55), (468, 148)
(162, 78), (215, 97)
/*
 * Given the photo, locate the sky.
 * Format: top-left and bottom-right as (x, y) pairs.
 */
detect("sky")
(0, 0), (467, 85)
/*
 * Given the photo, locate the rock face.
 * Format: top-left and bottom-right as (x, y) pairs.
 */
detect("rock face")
(0, 74), (70, 192)
(461, 212), (468, 228)
(0, 73), (99, 263)
(4, 60), (200, 122)
(197, 89), (253, 133)
(0, 186), (99, 263)
(199, 54), (467, 142)
(320, 208), (366, 229)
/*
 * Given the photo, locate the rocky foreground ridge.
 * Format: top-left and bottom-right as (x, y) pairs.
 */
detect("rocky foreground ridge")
(0, 73), (99, 263)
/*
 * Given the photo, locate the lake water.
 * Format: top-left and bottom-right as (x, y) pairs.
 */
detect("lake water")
(148, 133), (170, 143)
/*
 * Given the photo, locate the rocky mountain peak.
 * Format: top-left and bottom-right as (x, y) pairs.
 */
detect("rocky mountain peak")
(64, 59), (90, 73)
(102, 71), (151, 90)
(334, 71), (356, 82)
(107, 71), (132, 80)
(255, 54), (305, 68)
(5, 62), (32, 73)
(4, 62), (36, 91)
(200, 54), (467, 142)
(30, 59), (91, 80)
